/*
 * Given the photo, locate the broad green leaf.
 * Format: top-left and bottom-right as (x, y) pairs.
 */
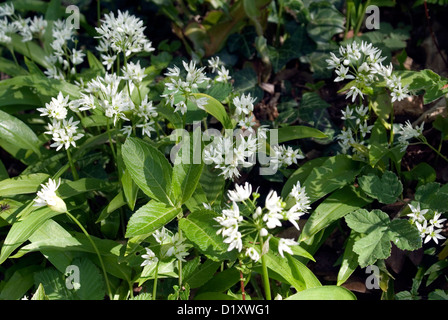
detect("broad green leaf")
(121, 169), (139, 211)
(71, 257), (105, 300)
(302, 155), (363, 203)
(300, 185), (372, 241)
(0, 173), (49, 197)
(337, 231), (361, 286)
(125, 200), (182, 238)
(0, 74), (80, 99)
(285, 254), (321, 290)
(179, 210), (237, 261)
(388, 219), (421, 251)
(352, 230), (391, 267)
(0, 207), (62, 264)
(184, 183), (209, 212)
(86, 50), (105, 74)
(191, 93), (233, 129)
(263, 250), (314, 291)
(0, 57), (28, 76)
(433, 115), (448, 141)
(358, 171), (403, 204)
(184, 259), (221, 289)
(282, 157), (329, 198)
(306, 3), (345, 44)
(0, 265), (42, 300)
(33, 268), (74, 300)
(369, 89), (392, 128)
(345, 209), (390, 234)
(171, 130), (204, 204)
(414, 182), (448, 212)
(122, 137), (174, 205)
(402, 162), (437, 186)
(57, 178), (113, 199)
(285, 285), (357, 300)
(199, 165), (225, 205)
(276, 125), (328, 143)
(95, 191), (127, 223)
(0, 109), (42, 157)
(0, 158), (8, 180)
(195, 267), (240, 296)
(8, 34), (51, 68)
(233, 67), (263, 102)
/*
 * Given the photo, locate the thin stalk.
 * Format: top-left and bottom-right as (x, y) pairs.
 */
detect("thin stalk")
(106, 119), (117, 165)
(153, 261), (160, 300)
(239, 260), (246, 300)
(66, 149), (79, 180)
(66, 210), (113, 300)
(259, 236), (271, 300)
(8, 47), (19, 66)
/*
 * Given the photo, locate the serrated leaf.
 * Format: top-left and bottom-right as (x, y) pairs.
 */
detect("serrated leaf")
(358, 171), (403, 204)
(352, 229), (391, 268)
(345, 209), (390, 234)
(388, 219), (422, 251)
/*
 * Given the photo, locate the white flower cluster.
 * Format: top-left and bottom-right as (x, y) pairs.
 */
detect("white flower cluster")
(408, 203), (446, 245)
(44, 19), (84, 80)
(0, 3), (47, 44)
(203, 133), (259, 180)
(396, 120), (425, 152)
(271, 145), (304, 169)
(207, 56), (232, 83)
(336, 105), (373, 155)
(162, 61), (210, 114)
(327, 41), (410, 103)
(96, 10), (155, 70)
(214, 181), (311, 261)
(75, 71), (158, 136)
(38, 92), (84, 151)
(33, 178), (67, 213)
(140, 227), (192, 267)
(232, 93), (258, 132)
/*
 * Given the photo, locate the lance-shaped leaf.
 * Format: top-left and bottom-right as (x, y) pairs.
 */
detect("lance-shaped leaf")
(125, 200), (182, 238)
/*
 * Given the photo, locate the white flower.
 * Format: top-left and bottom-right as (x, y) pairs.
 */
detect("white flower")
(121, 125), (133, 137)
(326, 52), (340, 69)
(341, 106), (356, 121)
(208, 56), (221, 73)
(34, 178), (67, 213)
(122, 61), (146, 84)
(164, 65), (180, 77)
(153, 227), (170, 244)
(216, 66), (231, 83)
(233, 93), (256, 116)
(0, 3), (14, 17)
(345, 86), (363, 102)
(391, 84), (410, 102)
(408, 203), (429, 223)
(37, 92), (69, 120)
(334, 65), (355, 82)
(359, 121), (373, 138)
(277, 238), (298, 258)
(136, 121), (155, 138)
(426, 227), (446, 245)
(71, 49), (85, 65)
(223, 231), (243, 252)
(245, 247), (260, 262)
(259, 228), (269, 237)
(101, 54), (116, 71)
(141, 248), (158, 267)
(265, 190), (283, 215)
(227, 182), (252, 202)
(430, 212), (446, 229)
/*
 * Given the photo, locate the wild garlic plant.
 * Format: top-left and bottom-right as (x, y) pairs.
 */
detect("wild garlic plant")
(214, 181), (311, 299)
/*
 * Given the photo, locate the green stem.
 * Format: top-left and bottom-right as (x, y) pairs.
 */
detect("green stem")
(66, 149), (79, 180)
(259, 236), (271, 300)
(153, 261), (159, 300)
(65, 210), (113, 300)
(422, 139), (448, 163)
(106, 119), (117, 165)
(8, 47), (19, 66)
